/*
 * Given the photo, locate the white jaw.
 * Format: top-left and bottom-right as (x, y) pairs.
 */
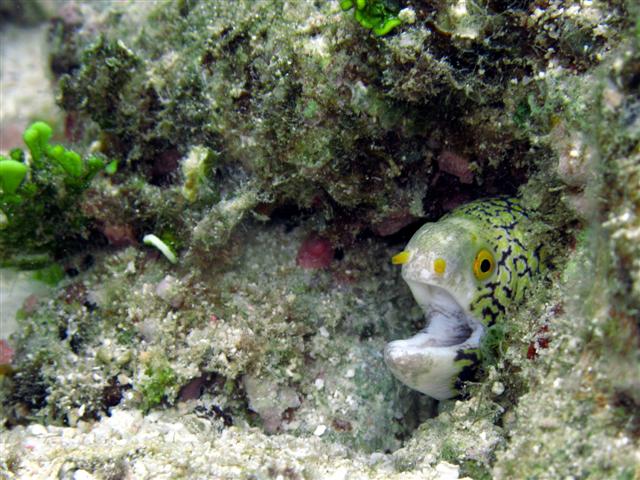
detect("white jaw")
(384, 282), (484, 400)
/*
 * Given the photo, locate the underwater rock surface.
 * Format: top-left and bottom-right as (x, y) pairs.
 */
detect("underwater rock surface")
(1, 0), (639, 478)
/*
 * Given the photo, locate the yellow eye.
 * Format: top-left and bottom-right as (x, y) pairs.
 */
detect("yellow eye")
(433, 258), (446, 275)
(473, 249), (495, 280)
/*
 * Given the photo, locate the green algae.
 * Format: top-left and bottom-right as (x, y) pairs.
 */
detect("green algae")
(0, 159), (27, 195)
(0, 122), (111, 263)
(340, 0), (402, 36)
(140, 364), (177, 412)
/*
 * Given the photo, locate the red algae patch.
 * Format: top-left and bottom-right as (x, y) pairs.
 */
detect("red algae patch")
(296, 234), (334, 269)
(437, 150), (474, 184)
(0, 339), (14, 365)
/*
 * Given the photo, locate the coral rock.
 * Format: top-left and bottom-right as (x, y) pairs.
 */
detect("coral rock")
(103, 223), (137, 247)
(372, 211), (416, 236)
(437, 150), (474, 184)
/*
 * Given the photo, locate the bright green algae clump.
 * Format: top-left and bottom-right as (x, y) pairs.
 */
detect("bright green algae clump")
(340, 0), (402, 36)
(0, 159), (27, 195)
(0, 121), (111, 265)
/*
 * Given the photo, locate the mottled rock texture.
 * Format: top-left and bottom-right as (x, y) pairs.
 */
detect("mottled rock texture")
(1, 1), (639, 478)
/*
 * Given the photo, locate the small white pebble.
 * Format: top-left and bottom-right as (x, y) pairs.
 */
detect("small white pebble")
(368, 452), (387, 465)
(155, 275), (179, 303)
(73, 470), (96, 480)
(492, 382), (505, 396)
(434, 462), (460, 480)
(398, 7), (416, 24)
(313, 424), (327, 436)
(345, 368), (355, 378)
(314, 378), (325, 390)
(27, 424), (47, 436)
(615, 436), (630, 447)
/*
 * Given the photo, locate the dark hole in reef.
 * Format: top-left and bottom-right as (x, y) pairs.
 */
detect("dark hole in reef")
(189, 374), (248, 428)
(82, 301), (96, 313)
(611, 388), (640, 439)
(69, 333), (83, 355)
(58, 325), (68, 341)
(374, 218), (427, 247)
(82, 254), (95, 270)
(359, 323), (376, 340)
(103, 376), (130, 409)
(267, 203), (314, 232)
(177, 0), (198, 17)
(52, 230), (108, 260)
(4, 365), (50, 423)
(621, 59), (640, 92)
(65, 267), (79, 277)
(149, 148), (182, 186)
(487, 0), (533, 12)
(48, 20), (82, 76)
(393, 392), (439, 444)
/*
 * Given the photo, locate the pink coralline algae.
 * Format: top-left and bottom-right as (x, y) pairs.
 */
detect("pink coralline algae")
(0, 339), (14, 365)
(437, 150), (474, 184)
(372, 211), (416, 237)
(297, 234), (334, 269)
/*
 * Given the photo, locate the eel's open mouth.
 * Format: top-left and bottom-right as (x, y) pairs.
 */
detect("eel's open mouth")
(384, 282), (484, 400)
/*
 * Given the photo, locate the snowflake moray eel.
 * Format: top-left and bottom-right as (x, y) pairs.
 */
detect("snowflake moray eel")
(385, 197), (544, 400)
